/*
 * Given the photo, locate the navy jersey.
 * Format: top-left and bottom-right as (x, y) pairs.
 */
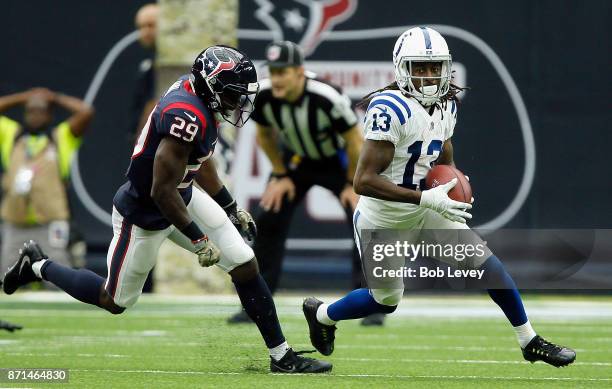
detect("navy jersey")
(113, 75), (218, 230)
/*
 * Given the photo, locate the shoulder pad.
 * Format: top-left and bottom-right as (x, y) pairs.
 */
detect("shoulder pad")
(367, 91), (412, 125)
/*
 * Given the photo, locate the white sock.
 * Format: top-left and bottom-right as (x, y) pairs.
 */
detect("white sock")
(514, 320), (537, 348)
(316, 303), (337, 326)
(269, 341), (290, 361)
(31, 259), (47, 279)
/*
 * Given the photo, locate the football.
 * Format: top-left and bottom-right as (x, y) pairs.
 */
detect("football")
(425, 165), (472, 203)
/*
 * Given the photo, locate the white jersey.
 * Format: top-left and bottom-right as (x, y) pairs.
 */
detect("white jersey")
(357, 89), (458, 227)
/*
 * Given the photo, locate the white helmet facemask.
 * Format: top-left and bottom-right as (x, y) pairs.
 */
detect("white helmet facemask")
(393, 27), (452, 107)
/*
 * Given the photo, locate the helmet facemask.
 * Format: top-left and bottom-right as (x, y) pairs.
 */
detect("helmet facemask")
(395, 56), (452, 107)
(205, 73), (259, 127)
(215, 82), (259, 127)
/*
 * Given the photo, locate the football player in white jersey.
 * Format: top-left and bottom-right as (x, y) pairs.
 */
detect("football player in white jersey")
(303, 26), (576, 367)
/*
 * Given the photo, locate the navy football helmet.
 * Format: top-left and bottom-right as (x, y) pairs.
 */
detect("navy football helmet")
(191, 45), (259, 127)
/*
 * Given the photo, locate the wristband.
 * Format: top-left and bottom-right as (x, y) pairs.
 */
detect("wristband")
(181, 221), (205, 242)
(270, 172), (289, 179)
(212, 186), (236, 210)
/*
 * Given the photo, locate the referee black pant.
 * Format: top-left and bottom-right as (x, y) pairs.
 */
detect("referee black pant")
(253, 156), (363, 294)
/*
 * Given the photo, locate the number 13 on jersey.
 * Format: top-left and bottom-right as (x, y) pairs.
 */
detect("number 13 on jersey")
(371, 111), (392, 132)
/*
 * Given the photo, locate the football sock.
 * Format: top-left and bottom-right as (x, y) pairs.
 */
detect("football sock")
(31, 259), (47, 279)
(39, 260), (104, 307)
(233, 274), (286, 349)
(268, 341), (290, 361)
(325, 288), (397, 322)
(514, 320), (537, 348)
(481, 255), (529, 326)
(316, 303), (336, 325)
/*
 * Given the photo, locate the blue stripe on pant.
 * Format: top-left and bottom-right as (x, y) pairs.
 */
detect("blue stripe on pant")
(105, 220), (133, 298)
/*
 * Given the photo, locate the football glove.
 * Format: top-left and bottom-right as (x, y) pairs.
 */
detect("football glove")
(193, 236), (221, 267)
(419, 178), (472, 224)
(226, 204), (257, 241)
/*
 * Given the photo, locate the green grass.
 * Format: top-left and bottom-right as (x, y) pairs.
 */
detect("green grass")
(1, 293), (611, 388)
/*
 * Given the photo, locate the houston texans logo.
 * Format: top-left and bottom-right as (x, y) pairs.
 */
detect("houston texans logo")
(207, 57), (237, 78)
(254, 0), (357, 56)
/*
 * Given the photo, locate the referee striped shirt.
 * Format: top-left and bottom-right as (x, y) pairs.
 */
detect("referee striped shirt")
(251, 74), (358, 160)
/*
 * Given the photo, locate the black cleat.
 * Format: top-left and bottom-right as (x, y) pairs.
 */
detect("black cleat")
(270, 349), (332, 373)
(522, 335), (576, 367)
(361, 313), (386, 326)
(227, 309), (252, 324)
(0, 319), (23, 332)
(303, 297), (336, 356)
(3, 240), (47, 295)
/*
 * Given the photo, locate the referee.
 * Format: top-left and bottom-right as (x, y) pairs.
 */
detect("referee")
(228, 41), (384, 326)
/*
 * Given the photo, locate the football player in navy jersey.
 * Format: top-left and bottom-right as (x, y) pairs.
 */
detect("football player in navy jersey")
(2, 45), (331, 373)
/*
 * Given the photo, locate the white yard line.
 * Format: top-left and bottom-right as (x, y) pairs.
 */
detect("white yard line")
(6, 352), (612, 367)
(5, 306), (612, 322)
(4, 292), (612, 306)
(67, 368), (612, 382)
(3, 292), (612, 321)
(6, 336), (610, 354)
(19, 329), (612, 342)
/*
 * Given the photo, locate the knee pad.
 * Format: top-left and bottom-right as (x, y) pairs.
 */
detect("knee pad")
(371, 288), (403, 307)
(212, 220), (255, 272)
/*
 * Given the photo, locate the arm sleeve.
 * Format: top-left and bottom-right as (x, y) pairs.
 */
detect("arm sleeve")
(158, 104), (206, 144)
(55, 121), (83, 178)
(363, 103), (403, 146)
(329, 94), (358, 133)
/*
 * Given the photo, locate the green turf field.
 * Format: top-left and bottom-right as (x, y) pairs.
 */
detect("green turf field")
(1, 293), (611, 388)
